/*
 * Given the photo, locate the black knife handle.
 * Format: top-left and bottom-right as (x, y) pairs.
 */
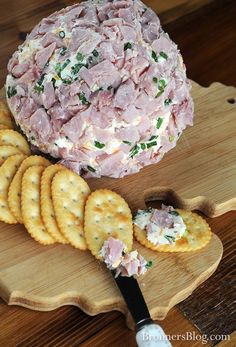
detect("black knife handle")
(112, 271), (153, 330)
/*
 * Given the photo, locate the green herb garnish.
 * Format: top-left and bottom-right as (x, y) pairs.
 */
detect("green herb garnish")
(59, 31), (65, 39)
(153, 77), (158, 83)
(169, 135), (175, 143)
(130, 144), (140, 158)
(55, 59), (70, 77)
(61, 78), (72, 85)
(169, 210), (179, 216)
(34, 84), (44, 93)
(79, 93), (90, 105)
(147, 141), (157, 148)
(156, 79), (167, 98)
(151, 50), (158, 62)
(164, 235), (175, 244)
(34, 73), (46, 93)
(182, 230), (188, 238)
(140, 143), (146, 150)
(60, 47), (67, 56)
(146, 260), (153, 268)
(94, 141), (105, 149)
(123, 140), (132, 145)
(7, 86), (17, 98)
(92, 49), (99, 57)
(149, 135), (158, 141)
(76, 52), (84, 62)
(160, 51), (168, 60)
(156, 117), (163, 129)
(87, 165), (96, 173)
(164, 98), (172, 106)
(71, 63), (84, 75)
(124, 42), (132, 51)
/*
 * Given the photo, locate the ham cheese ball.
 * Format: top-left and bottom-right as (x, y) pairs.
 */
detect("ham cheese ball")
(6, 0), (194, 178)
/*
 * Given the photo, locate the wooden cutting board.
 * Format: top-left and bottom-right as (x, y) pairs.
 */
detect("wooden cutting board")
(1, 80), (235, 327)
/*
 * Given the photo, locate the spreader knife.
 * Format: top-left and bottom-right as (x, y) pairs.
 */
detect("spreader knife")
(111, 271), (172, 346)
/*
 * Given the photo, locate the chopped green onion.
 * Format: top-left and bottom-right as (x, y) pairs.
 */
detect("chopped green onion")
(147, 141), (157, 148)
(158, 79), (167, 89)
(124, 42), (132, 51)
(92, 49), (99, 57)
(182, 230), (188, 238)
(130, 144), (140, 158)
(34, 84), (44, 93)
(71, 63), (84, 75)
(94, 141), (105, 149)
(160, 51), (168, 60)
(164, 235), (175, 244)
(156, 79), (167, 98)
(153, 77), (158, 83)
(169, 210), (179, 216)
(164, 98), (172, 106)
(151, 50), (158, 62)
(55, 59), (70, 77)
(61, 78), (72, 85)
(59, 31), (65, 39)
(60, 47), (67, 56)
(79, 93), (90, 105)
(87, 165), (96, 173)
(76, 52), (84, 62)
(146, 260), (153, 268)
(149, 135), (158, 141)
(34, 74), (46, 93)
(140, 143), (146, 150)
(7, 86), (17, 98)
(123, 140), (132, 146)
(156, 117), (163, 129)
(169, 135), (175, 142)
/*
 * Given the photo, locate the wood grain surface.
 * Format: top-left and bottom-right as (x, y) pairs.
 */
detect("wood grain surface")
(0, 1), (235, 346)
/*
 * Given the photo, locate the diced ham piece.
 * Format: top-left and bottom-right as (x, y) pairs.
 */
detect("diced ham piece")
(29, 108), (52, 140)
(70, 28), (101, 55)
(42, 82), (56, 109)
(41, 32), (64, 48)
(18, 97), (38, 120)
(62, 115), (85, 142)
(100, 237), (125, 269)
(151, 209), (174, 228)
(11, 61), (30, 78)
(35, 42), (56, 69)
(113, 80), (136, 109)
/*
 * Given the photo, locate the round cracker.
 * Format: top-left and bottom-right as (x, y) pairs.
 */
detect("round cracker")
(0, 130), (30, 155)
(52, 169), (90, 250)
(21, 165), (55, 245)
(8, 155), (50, 223)
(134, 209), (212, 252)
(41, 164), (68, 244)
(0, 154), (26, 224)
(0, 101), (13, 129)
(84, 189), (133, 260)
(0, 145), (22, 166)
